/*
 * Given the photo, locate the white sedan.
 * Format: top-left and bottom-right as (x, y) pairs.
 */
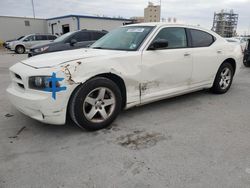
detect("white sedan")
(7, 23), (243, 130)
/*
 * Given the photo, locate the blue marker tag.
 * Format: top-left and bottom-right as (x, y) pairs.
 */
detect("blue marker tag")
(44, 72), (67, 100)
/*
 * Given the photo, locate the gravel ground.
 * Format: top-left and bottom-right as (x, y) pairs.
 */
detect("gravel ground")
(0, 49), (250, 188)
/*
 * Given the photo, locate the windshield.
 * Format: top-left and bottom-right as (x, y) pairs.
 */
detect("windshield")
(54, 32), (75, 42)
(17, 36), (24, 40)
(91, 26), (154, 51)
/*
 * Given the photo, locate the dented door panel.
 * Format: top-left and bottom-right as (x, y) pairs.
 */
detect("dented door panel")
(141, 48), (193, 103)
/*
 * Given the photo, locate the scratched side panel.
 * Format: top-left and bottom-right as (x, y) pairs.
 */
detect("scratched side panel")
(60, 51), (143, 107)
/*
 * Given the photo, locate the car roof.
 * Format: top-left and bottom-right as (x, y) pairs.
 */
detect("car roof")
(124, 22), (217, 36)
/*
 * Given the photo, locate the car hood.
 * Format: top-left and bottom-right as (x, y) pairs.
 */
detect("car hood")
(21, 48), (127, 68)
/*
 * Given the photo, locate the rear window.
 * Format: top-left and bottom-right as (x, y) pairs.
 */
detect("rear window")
(73, 32), (91, 42)
(190, 29), (214, 47)
(92, 32), (106, 40)
(48, 35), (57, 40)
(36, 35), (48, 40)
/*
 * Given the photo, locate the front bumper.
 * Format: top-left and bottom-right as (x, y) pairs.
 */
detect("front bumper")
(7, 85), (67, 124)
(6, 62), (73, 125)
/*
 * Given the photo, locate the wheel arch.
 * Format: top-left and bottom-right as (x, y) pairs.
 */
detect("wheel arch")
(222, 58), (236, 75)
(92, 73), (127, 109)
(67, 72), (127, 114)
(15, 44), (25, 51)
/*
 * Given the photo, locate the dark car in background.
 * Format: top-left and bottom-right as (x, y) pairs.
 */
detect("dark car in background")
(243, 39), (250, 67)
(28, 29), (108, 57)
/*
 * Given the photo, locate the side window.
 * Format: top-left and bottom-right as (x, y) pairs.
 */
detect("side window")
(92, 32), (106, 40)
(73, 32), (91, 42)
(152, 27), (187, 49)
(48, 35), (57, 40)
(190, 29), (214, 47)
(24, 35), (35, 41)
(36, 35), (47, 40)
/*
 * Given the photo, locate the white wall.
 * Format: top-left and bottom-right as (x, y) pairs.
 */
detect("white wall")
(47, 17), (78, 35)
(47, 16), (129, 35)
(79, 18), (127, 31)
(0, 16), (47, 41)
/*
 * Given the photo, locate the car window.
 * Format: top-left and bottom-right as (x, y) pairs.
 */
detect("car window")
(92, 32), (106, 40)
(48, 35), (57, 40)
(152, 27), (187, 49)
(36, 35), (48, 40)
(73, 32), (91, 42)
(190, 29), (214, 47)
(24, 35), (35, 41)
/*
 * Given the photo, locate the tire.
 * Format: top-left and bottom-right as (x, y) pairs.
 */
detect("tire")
(69, 77), (122, 131)
(15, 45), (25, 54)
(211, 62), (234, 94)
(243, 60), (250, 67)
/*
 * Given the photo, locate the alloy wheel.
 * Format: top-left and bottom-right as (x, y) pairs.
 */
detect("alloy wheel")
(83, 87), (116, 123)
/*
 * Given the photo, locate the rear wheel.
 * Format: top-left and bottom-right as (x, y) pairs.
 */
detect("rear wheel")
(211, 62), (234, 94)
(15, 45), (25, 54)
(243, 60), (250, 67)
(69, 77), (122, 131)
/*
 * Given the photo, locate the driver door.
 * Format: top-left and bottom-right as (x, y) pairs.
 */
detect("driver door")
(23, 35), (36, 49)
(141, 27), (193, 103)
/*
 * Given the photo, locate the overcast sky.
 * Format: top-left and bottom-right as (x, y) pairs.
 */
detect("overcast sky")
(0, 0), (249, 34)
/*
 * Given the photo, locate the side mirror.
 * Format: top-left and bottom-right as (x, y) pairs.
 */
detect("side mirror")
(70, 39), (77, 46)
(148, 39), (168, 50)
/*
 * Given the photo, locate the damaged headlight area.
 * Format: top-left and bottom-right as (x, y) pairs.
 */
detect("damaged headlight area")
(29, 76), (60, 90)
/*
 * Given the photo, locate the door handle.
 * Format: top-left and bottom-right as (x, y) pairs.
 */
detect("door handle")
(184, 53), (191, 57)
(217, 50), (222, 54)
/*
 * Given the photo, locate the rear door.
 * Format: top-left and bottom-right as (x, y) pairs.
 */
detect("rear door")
(187, 29), (221, 85)
(34, 35), (50, 46)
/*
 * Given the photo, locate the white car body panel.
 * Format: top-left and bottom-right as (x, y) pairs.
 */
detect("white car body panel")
(6, 23), (243, 125)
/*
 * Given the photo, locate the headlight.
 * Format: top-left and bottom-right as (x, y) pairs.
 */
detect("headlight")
(34, 46), (49, 53)
(29, 76), (60, 90)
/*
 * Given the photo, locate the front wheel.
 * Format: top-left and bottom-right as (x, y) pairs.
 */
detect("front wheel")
(15, 45), (25, 54)
(211, 62), (234, 94)
(69, 77), (122, 131)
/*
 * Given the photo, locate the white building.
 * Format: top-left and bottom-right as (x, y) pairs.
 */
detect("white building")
(0, 16), (47, 41)
(0, 15), (133, 42)
(47, 15), (133, 35)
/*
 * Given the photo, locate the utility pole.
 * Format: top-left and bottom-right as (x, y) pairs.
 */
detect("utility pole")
(31, 0), (35, 18)
(159, 0), (162, 22)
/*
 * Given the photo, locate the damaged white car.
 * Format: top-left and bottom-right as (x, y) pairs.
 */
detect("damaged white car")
(7, 23), (242, 130)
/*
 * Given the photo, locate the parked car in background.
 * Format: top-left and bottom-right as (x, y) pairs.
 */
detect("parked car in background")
(225, 37), (247, 53)
(3, 36), (24, 49)
(28, 30), (108, 57)
(8, 34), (57, 54)
(243, 39), (250, 67)
(7, 23), (242, 131)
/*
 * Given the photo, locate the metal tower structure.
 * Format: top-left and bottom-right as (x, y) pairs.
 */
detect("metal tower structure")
(212, 9), (238, 37)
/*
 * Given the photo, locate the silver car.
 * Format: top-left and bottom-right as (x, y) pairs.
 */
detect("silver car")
(8, 34), (57, 54)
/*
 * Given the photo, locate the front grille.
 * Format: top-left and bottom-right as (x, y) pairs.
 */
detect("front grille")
(17, 83), (25, 89)
(11, 71), (25, 90)
(15, 73), (22, 80)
